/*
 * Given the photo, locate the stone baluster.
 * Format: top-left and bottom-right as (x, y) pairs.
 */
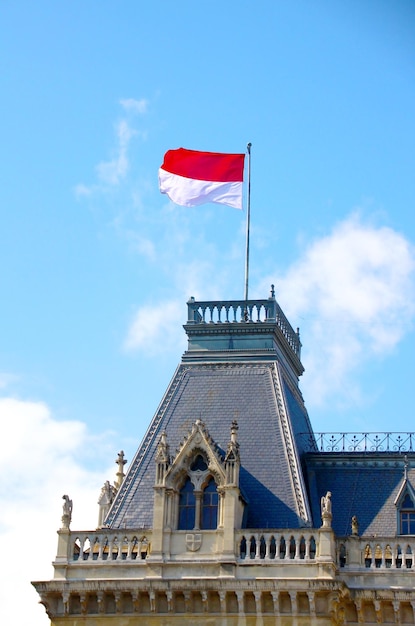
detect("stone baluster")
(294, 533), (301, 559)
(390, 543), (395, 568)
(305, 535), (311, 560)
(126, 536), (132, 559)
(265, 534), (270, 559)
(255, 534), (261, 559)
(76, 537), (83, 561)
(98, 536), (105, 560)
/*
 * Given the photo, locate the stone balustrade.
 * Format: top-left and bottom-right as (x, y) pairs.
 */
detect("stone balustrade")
(63, 530), (152, 563)
(186, 296), (301, 357)
(337, 537), (415, 570)
(236, 530), (318, 562)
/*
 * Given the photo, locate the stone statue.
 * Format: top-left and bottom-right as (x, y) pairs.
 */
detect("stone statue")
(321, 491), (332, 528)
(61, 494), (73, 529)
(321, 491), (332, 515)
(351, 515), (359, 536)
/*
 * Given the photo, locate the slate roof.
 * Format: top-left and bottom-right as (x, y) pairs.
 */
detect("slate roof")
(106, 361), (314, 530)
(305, 455), (415, 536)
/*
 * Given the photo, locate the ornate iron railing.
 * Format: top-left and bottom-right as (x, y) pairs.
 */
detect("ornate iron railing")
(300, 432), (415, 453)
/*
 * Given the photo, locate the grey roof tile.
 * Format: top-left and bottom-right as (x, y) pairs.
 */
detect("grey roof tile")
(107, 362), (314, 530)
(305, 457), (414, 536)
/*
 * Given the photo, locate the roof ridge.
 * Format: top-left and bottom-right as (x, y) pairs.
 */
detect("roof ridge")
(271, 362), (312, 526)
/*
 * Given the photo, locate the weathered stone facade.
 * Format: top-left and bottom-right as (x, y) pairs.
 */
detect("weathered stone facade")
(33, 293), (415, 625)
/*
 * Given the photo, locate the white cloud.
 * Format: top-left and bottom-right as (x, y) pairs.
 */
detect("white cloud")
(0, 397), (112, 626)
(96, 119), (136, 186)
(0, 372), (18, 389)
(120, 97), (148, 114)
(74, 182), (94, 198)
(75, 97), (150, 196)
(260, 213), (415, 409)
(123, 298), (185, 355)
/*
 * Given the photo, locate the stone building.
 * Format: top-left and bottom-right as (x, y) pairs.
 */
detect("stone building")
(33, 289), (415, 625)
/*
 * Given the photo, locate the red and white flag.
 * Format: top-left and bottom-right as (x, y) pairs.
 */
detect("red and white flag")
(159, 148), (245, 210)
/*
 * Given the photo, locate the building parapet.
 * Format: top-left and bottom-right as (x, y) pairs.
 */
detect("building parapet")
(337, 536), (415, 572)
(235, 529), (318, 562)
(186, 294), (301, 358)
(56, 529), (152, 564)
(56, 528), (326, 566)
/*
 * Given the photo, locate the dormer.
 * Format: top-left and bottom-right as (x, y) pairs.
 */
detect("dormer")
(395, 471), (415, 536)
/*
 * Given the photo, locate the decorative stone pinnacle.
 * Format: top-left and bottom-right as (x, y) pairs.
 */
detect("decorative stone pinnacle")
(115, 450), (127, 490)
(270, 284), (275, 299)
(230, 420), (239, 444)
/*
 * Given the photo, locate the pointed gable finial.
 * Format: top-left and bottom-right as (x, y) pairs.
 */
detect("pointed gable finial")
(270, 284), (275, 299)
(404, 454), (409, 480)
(156, 431), (170, 461)
(230, 419), (239, 445)
(155, 431), (170, 485)
(115, 450), (127, 490)
(225, 420), (240, 486)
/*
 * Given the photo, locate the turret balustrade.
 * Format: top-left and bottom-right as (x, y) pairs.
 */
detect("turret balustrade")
(186, 295), (302, 357)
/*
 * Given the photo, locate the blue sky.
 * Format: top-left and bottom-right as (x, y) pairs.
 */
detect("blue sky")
(1, 1), (414, 623)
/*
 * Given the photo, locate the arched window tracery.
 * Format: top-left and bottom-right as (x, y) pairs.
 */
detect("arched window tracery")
(178, 477), (195, 530)
(201, 477), (218, 529)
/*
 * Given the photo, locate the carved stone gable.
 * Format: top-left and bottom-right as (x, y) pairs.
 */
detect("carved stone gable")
(165, 419), (226, 490)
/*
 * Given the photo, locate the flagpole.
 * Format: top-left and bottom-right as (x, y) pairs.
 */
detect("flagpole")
(244, 142), (252, 302)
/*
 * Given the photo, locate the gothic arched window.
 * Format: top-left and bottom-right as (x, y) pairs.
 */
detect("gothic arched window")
(191, 454), (208, 471)
(201, 477), (218, 529)
(400, 493), (415, 535)
(178, 478), (195, 530)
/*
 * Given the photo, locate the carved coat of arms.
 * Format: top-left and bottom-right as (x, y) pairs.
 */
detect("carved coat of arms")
(186, 533), (202, 552)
